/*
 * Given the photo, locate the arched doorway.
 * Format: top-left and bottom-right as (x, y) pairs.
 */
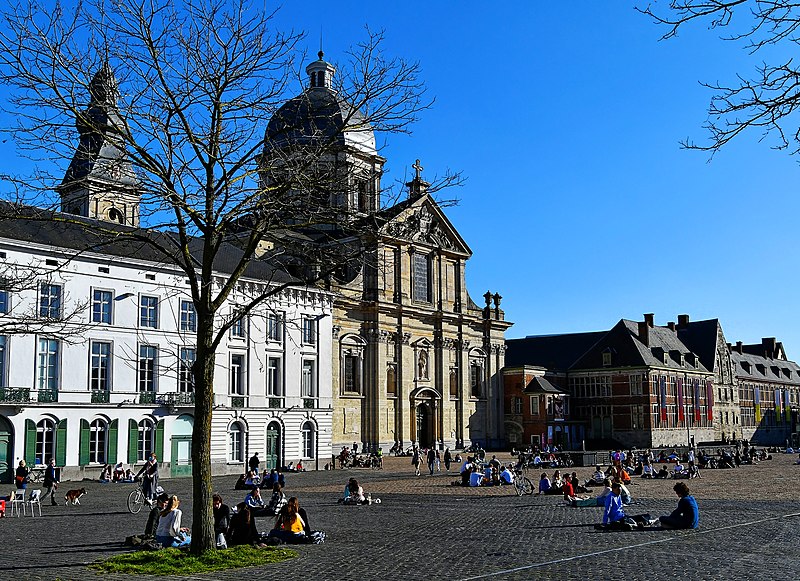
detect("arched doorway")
(0, 416), (12, 483)
(170, 414), (193, 478)
(416, 403), (433, 448)
(265, 422), (281, 471)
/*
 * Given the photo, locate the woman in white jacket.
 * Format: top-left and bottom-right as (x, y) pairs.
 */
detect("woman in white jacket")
(155, 495), (191, 548)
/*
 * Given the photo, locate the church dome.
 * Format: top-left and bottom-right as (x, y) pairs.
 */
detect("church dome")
(264, 52), (377, 156)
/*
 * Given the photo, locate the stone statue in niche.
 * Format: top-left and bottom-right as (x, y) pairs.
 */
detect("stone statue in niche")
(418, 350), (428, 380)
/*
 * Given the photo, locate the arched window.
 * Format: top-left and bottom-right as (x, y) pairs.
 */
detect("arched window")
(137, 419), (155, 462)
(90, 418), (107, 464)
(301, 421), (316, 459)
(469, 351), (486, 399)
(386, 364), (396, 396)
(229, 422), (245, 463)
(449, 367), (459, 398)
(35, 419), (56, 465)
(340, 335), (366, 395)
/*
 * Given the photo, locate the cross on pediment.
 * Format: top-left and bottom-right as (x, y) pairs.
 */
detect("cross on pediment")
(412, 159), (423, 180)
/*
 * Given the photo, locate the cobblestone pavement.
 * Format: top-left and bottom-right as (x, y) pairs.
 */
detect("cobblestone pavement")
(1, 454), (799, 580)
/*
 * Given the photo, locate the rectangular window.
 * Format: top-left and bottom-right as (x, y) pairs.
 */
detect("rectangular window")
(90, 341), (112, 391)
(91, 289), (113, 324)
(512, 396), (523, 414)
(344, 354), (361, 393)
(37, 338), (60, 391)
(267, 312), (283, 342)
(0, 335), (6, 388)
(629, 374), (643, 395)
(302, 316), (316, 345)
(139, 296), (159, 328)
(0, 289), (8, 314)
(412, 253), (431, 302)
(301, 360), (315, 397)
(138, 345), (157, 392)
(266, 356), (281, 396)
(179, 347), (196, 393)
(530, 395), (540, 416)
(470, 363), (483, 398)
(180, 300), (196, 332)
(231, 315), (246, 338)
(230, 354), (246, 395)
(39, 283), (62, 319)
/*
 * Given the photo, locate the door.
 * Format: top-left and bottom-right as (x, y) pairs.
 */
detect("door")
(170, 414), (193, 477)
(265, 423), (281, 471)
(416, 403), (431, 448)
(0, 416), (12, 483)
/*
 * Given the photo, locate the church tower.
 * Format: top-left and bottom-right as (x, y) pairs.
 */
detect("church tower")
(58, 62), (141, 226)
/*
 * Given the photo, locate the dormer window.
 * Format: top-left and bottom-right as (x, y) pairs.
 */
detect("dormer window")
(602, 352), (611, 367)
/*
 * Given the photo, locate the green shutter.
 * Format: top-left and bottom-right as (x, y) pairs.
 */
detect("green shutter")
(128, 419), (138, 464)
(155, 419), (164, 460)
(107, 419), (118, 464)
(55, 418), (67, 466)
(24, 419), (36, 467)
(79, 419), (90, 466)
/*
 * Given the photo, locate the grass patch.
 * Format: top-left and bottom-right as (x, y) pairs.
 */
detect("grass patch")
(90, 545), (297, 575)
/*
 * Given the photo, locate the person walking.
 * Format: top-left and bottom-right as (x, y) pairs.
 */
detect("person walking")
(412, 446), (422, 477)
(248, 452), (260, 474)
(427, 447), (436, 476)
(41, 458), (60, 506)
(444, 448), (452, 471)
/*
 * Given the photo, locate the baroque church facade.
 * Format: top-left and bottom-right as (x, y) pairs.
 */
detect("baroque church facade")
(263, 53), (512, 453)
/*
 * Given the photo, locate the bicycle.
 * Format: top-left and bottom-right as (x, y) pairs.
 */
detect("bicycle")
(127, 481), (162, 514)
(513, 469), (534, 496)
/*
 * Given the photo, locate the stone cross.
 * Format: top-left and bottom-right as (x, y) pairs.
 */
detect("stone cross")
(412, 159), (423, 180)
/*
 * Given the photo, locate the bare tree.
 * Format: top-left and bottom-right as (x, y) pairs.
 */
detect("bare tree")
(639, 1), (800, 156)
(0, 0), (435, 554)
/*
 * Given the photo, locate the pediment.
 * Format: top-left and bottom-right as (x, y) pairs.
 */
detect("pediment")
(382, 196), (471, 256)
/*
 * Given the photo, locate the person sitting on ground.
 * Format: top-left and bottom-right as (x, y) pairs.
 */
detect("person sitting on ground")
(573, 478), (613, 507)
(460, 457), (474, 486)
(469, 466), (483, 487)
(342, 478), (365, 504)
(261, 468), (286, 489)
(268, 497), (307, 544)
(586, 465), (605, 487)
(227, 503), (259, 546)
(213, 493), (231, 548)
(245, 486), (268, 517)
(234, 472), (249, 490)
(154, 494), (191, 548)
(655, 465), (670, 479)
(500, 465), (515, 485)
(99, 464), (112, 482)
(687, 460), (701, 479)
(113, 461), (126, 482)
(536, 472), (552, 495)
(296, 460), (305, 472)
(673, 460), (685, 475)
(124, 468), (134, 481)
(599, 482), (627, 530)
(632, 460), (644, 476)
(144, 492), (170, 538)
(641, 461), (655, 479)
(244, 469), (260, 487)
(570, 472), (589, 494)
(561, 476), (587, 504)
(266, 482), (288, 515)
(551, 470), (563, 489)
(617, 466), (632, 484)
(614, 477), (632, 505)
(659, 482), (699, 529)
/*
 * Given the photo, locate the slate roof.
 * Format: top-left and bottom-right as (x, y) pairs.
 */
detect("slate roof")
(505, 331), (606, 370)
(0, 202), (296, 285)
(523, 376), (565, 395)
(677, 319), (723, 373)
(731, 350), (800, 386)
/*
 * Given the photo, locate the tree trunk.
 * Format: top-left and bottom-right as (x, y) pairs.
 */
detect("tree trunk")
(190, 316), (216, 554)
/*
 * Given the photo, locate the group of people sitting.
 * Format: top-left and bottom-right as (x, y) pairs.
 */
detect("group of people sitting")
(234, 467), (287, 491)
(99, 461), (135, 483)
(215, 492), (322, 546)
(595, 481), (699, 531)
(337, 478), (382, 504)
(454, 456), (516, 487)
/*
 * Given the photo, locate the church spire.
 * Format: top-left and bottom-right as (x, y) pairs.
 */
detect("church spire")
(58, 61), (141, 226)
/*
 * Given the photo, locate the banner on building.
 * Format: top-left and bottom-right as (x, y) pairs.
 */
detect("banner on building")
(755, 387), (761, 423)
(785, 390), (792, 423)
(677, 377), (684, 422)
(693, 379), (701, 422)
(706, 380), (714, 421)
(775, 388), (782, 423)
(660, 376), (667, 423)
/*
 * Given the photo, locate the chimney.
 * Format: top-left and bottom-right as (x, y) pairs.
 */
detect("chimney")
(735, 341), (743, 354)
(667, 321), (676, 331)
(637, 321), (650, 347)
(762, 337), (777, 358)
(644, 313), (655, 327)
(677, 314), (689, 328)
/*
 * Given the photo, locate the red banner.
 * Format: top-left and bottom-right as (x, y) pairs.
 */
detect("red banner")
(677, 377), (684, 422)
(706, 380), (714, 421)
(694, 379), (701, 422)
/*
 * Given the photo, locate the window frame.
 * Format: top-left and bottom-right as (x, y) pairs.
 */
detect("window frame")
(266, 312), (283, 343)
(137, 344), (158, 393)
(37, 337), (60, 392)
(228, 422), (245, 463)
(178, 347), (196, 393)
(39, 283), (62, 319)
(35, 418), (56, 465)
(301, 316), (317, 346)
(230, 353), (246, 396)
(266, 355), (281, 396)
(89, 418), (107, 464)
(179, 299), (196, 332)
(139, 295), (159, 329)
(411, 252), (432, 303)
(301, 421), (316, 459)
(301, 359), (315, 398)
(90, 340), (112, 392)
(137, 419), (155, 462)
(91, 288), (114, 324)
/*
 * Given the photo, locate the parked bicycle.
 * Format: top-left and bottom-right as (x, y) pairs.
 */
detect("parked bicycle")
(513, 469), (533, 496)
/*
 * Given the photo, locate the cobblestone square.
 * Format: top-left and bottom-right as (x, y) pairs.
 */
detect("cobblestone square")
(1, 454), (799, 580)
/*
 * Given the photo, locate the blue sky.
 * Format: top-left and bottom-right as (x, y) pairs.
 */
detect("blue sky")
(3, 2), (799, 354)
(269, 1), (800, 352)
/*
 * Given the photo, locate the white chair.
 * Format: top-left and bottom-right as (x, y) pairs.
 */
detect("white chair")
(9, 490), (26, 517)
(27, 489), (42, 517)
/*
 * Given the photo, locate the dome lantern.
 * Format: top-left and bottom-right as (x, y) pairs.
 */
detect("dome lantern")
(306, 50), (335, 89)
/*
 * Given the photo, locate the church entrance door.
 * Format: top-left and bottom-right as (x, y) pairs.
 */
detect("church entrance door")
(416, 403), (432, 448)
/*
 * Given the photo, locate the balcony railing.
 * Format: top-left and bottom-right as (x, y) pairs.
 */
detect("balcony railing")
(160, 392), (195, 407)
(231, 396), (245, 408)
(268, 397), (284, 409)
(139, 391), (156, 404)
(91, 390), (110, 404)
(38, 388), (58, 403)
(0, 387), (31, 403)
(303, 398), (317, 409)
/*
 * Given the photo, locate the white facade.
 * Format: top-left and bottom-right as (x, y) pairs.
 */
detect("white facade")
(0, 236), (333, 482)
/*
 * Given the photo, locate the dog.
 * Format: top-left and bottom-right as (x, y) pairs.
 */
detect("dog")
(64, 488), (87, 505)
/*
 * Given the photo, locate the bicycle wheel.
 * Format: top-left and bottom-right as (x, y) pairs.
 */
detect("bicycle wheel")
(522, 477), (534, 495)
(127, 488), (145, 514)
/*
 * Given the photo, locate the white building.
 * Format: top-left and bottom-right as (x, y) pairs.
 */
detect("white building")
(0, 224), (333, 482)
